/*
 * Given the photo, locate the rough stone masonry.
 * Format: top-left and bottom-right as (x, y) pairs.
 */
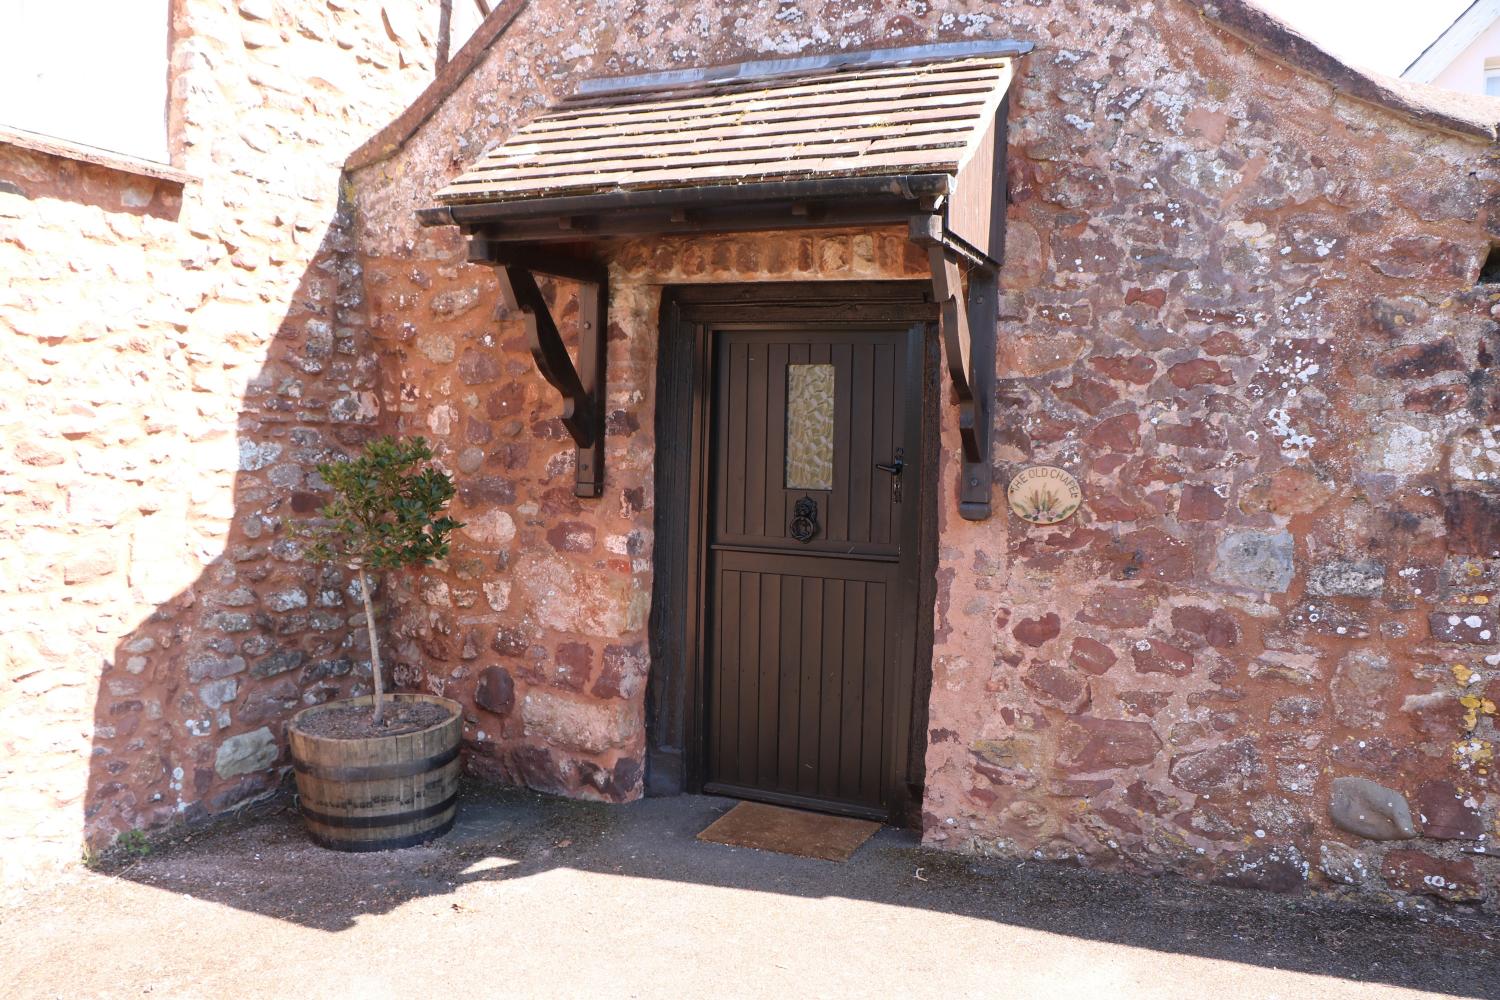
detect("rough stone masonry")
(350, 0), (1500, 908)
(6, 0), (1500, 915)
(0, 0), (455, 882)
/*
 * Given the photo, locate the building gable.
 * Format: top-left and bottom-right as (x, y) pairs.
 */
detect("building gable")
(1404, 0), (1500, 83)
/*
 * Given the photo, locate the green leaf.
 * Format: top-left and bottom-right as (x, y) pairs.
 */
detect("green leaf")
(296, 435), (463, 573)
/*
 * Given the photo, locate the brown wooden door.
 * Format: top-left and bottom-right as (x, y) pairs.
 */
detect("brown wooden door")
(703, 324), (923, 819)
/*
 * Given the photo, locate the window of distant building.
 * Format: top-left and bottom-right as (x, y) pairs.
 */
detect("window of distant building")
(0, 0), (171, 164)
(1486, 58), (1500, 97)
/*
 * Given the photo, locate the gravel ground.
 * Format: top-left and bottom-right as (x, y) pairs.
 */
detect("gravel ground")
(1, 782), (1496, 1000)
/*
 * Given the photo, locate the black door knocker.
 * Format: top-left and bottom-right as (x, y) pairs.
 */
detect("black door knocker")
(789, 496), (820, 543)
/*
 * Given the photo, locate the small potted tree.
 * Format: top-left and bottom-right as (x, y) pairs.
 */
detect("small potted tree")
(289, 435), (465, 851)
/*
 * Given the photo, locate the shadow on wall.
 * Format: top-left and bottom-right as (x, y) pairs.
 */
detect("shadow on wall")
(81, 185), (385, 855)
(84, 783), (1498, 997)
(75, 166), (659, 867)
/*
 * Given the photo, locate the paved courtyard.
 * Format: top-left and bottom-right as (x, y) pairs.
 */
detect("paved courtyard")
(2, 783), (1495, 1000)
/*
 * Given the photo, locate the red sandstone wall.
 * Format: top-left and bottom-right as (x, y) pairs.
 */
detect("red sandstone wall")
(8, 0), (1496, 910)
(0, 1), (452, 883)
(352, 0), (1500, 908)
(919, 14), (1500, 903)
(363, 228), (925, 799)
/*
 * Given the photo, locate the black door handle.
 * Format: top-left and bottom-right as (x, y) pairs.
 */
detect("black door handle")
(876, 448), (905, 504)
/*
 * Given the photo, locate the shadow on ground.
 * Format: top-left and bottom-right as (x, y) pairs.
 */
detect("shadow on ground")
(83, 781), (1500, 998)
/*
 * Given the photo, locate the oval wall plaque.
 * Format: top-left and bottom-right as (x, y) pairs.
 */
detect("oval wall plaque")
(1007, 466), (1082, 525)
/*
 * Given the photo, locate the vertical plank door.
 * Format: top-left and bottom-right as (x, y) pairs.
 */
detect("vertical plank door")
(705, 325), (921, 818)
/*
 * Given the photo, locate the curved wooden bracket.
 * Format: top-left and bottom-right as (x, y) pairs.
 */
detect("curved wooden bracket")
(912, 217), (996, 521)
(929, 248), (980, 463)
(475, 238), (607, 498)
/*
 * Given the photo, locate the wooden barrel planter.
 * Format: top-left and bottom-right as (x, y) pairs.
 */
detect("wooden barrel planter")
(288, 693), (463, 852)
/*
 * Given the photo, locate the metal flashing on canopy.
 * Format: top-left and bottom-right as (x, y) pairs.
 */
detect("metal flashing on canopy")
(570, 38), (1034, 97)
(422, 40), (1024, 518)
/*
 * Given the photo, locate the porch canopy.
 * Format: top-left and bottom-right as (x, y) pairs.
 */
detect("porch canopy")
(419, 40), (1027, 518)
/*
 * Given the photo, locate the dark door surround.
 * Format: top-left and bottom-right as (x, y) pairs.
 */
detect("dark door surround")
(646, 282), (941, 826)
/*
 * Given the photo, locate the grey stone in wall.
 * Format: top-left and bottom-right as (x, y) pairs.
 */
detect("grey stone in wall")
(250, 648), (305, 678)
(1306, 560), (1385, 598)
(214, 727), (278, 779)
(199, 679), (238, 710)
(1212, 531), (1295, 593)
(187, 654), (247, 682)
(266, 588), (309, 612)
(1329, 776), (1417, 840)
(1318, 841), (1373, 885)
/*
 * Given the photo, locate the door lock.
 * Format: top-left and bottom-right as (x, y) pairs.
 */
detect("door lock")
(875, 448), (904, 503)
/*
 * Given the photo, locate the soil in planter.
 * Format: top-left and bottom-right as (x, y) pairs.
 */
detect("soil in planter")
(296, 701), (453, 739)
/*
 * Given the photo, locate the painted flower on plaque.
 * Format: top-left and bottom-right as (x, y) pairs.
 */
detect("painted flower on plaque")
(1007, 466), (1082, 525)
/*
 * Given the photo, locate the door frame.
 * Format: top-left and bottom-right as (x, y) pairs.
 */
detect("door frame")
(646, 281), (941, 826)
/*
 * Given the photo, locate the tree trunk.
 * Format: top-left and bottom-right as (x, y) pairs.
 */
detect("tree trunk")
(357, 566), (387, 725)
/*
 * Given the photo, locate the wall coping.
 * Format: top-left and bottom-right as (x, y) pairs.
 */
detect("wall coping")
(344, 0), (530, 171)
(1194, 0), (1500, 142)
(0, 125), (196, 185)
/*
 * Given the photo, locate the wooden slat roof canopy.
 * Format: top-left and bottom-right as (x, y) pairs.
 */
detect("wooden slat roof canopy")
(421, 40), (1028, 518)
(420, 40), (1027, 264)
(434, 45), (1018, 208)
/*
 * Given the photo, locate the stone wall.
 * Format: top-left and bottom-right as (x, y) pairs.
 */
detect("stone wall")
(922, 19), (1500, 903)
(0, 0), (453, 883)
(353, 0), (1500, 910)
(8, 0), (1500, 913)
(934, 36), (1500, 895)
(361, 227), (925, 801)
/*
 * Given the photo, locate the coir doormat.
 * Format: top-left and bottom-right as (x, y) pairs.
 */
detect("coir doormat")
(697, 801), (881, 861)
